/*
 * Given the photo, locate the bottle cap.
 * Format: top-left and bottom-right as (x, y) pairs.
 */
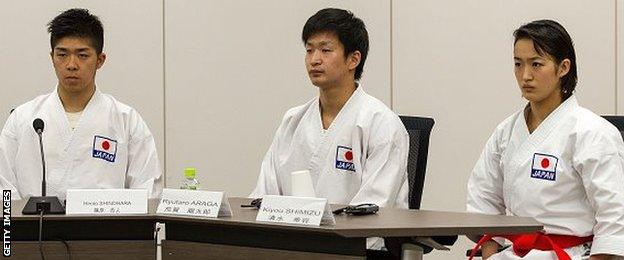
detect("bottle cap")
(184, 168), (196, 179)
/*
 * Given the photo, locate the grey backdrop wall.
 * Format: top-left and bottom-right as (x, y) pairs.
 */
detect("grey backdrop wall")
(0, 1), (622, 259)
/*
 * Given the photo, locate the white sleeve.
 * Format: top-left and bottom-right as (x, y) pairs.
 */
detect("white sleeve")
(574, 132), (624, 256)
(349, 121), (409, 208)
(249, 124), (282, 198)
(0, 113), (22, 199)
(125, 112), (163, 199)
(466, 131), (506, 215)
(466, 130), (507, 246)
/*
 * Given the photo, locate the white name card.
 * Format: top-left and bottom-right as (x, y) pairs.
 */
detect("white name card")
(66, 189), (148, 215)
(156, 188), (232, 218)
(256, 195), (335, 226)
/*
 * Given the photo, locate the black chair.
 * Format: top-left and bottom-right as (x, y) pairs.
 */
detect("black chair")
(398, 116), (456, 250)
(602, 115), (624, 140)
(368, 116), (456, 260)
(399, 115), (434, 210)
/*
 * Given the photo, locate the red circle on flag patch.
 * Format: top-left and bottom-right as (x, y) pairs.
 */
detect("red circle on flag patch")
(541, 158), (550, 168)
(102, 141), (110, 151)
(345, 151), (353, 161)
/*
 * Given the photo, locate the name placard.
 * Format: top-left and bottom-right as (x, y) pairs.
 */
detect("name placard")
(66, 189), (148, 215)
(156, 188), (232, 218)
(256, 195), (335, 226)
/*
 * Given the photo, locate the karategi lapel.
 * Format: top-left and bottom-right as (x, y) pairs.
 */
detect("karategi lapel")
(40, 89), (73, 191)
(307, 87), (364, 185)
(47, 88), (101, 190)
(506, 96), (577, 181)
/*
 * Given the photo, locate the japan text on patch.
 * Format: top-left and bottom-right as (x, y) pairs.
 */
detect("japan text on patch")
(93, 135), (117, 163)
(335, 146), (355, 172)
(530, 153), (558, 181)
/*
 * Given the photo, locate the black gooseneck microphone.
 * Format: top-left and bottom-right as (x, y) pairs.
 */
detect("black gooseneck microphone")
(22, 118), (65, 214)
(33, 119), (46, 196)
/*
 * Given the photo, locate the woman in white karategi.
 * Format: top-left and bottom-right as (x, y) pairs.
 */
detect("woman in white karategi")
(467, 20), (624, 260)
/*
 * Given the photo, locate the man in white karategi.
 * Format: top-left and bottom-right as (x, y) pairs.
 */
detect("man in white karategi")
(0, 8), (163, 200)
(250, 8), (409, 209)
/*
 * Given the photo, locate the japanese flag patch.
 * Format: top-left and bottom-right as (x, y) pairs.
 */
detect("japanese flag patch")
(335, 146), (355, 172)
(93, 135), (117, 163)
(531, 153), (558, 181)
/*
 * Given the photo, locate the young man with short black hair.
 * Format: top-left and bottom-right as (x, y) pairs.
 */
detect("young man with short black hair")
(251, 8), (409, 211)
(0, 8), (163, 199)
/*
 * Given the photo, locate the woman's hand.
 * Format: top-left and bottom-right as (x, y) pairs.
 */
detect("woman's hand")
(589, 254), (618, 260)
(481, 240), (500, 260)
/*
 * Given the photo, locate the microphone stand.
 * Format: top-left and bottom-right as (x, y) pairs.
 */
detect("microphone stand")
(22, 128), (65, 214)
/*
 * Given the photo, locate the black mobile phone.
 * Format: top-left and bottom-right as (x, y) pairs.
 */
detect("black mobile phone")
(333, 203), (379, 215)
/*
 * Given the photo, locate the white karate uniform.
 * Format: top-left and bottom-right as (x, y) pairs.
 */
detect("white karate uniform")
(0, 88), (163, 200)
(251, 86), (409, 208)
(467, 96), (624, 258)
(489, 244), (590, 260)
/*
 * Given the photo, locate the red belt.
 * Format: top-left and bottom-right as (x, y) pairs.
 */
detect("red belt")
(468, 232), (593, 260)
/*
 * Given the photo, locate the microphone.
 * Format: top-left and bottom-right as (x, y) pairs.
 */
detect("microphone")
(22, 118), (65, 214)
(33, 119), (45, 196)
(33, 118), (44, 134)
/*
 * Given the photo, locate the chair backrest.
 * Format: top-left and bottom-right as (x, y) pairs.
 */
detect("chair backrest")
(399, 115), (435, 210)
(602, 115), (624, 140)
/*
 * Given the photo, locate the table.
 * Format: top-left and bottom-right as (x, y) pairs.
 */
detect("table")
(9, 199), (157, 260)
(8, 198), (542, 260)
(159, 198), (542, 260)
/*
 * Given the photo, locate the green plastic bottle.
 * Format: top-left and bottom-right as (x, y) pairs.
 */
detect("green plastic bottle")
(180, 168), (199, 190)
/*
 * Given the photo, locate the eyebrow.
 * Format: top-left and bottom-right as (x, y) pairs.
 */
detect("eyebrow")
(305, 41), (334, 47)
(513, 56), (543, 61)
(54, 47), (92, 52)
